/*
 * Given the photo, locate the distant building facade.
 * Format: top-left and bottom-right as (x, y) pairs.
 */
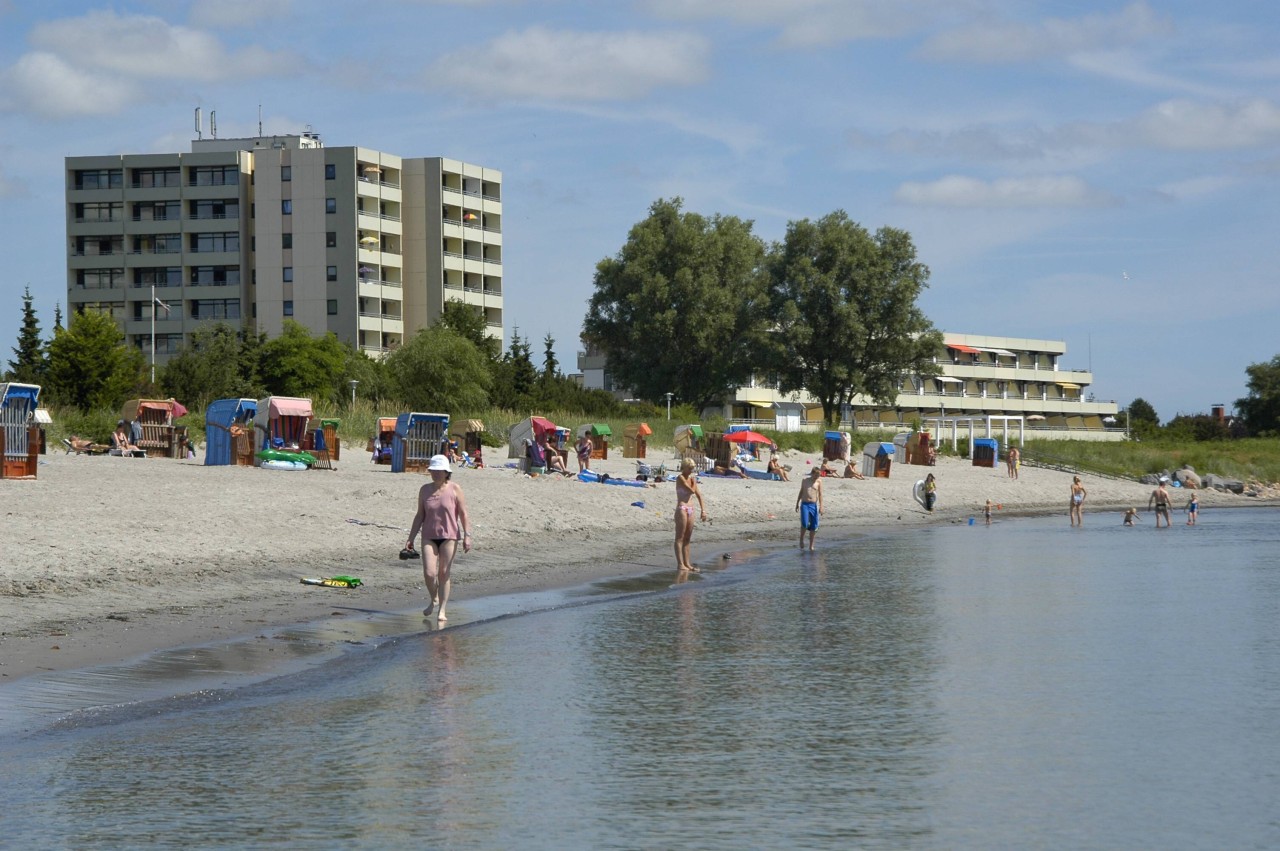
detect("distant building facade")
(581, 333), (1123, 439)
(65, 132), (502, 364)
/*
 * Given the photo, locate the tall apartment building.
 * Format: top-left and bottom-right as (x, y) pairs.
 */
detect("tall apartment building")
(65, 133), (502, 365)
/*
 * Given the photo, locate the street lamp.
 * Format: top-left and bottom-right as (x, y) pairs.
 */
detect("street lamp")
(665, 392), (673, 420)
(349, 379), (359, 406)
(149, 285), (170, 385)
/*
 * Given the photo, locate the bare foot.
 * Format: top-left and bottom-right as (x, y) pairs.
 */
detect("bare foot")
(437, 611), (448, 622)
(423, 601), (433, 617)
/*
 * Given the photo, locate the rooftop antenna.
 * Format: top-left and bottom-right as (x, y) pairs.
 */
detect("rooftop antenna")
(194, 107), (202, 140)
(210, 110), (217, 139)
(258, 103), (263, 137)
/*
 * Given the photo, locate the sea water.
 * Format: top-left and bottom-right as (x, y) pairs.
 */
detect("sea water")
(2, 507), (1279, 849)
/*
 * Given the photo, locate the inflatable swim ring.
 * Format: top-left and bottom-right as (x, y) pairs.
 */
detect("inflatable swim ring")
(256, 448), (316, 466)
(913, 479), (938, 509)
(261, 459), (308, 471)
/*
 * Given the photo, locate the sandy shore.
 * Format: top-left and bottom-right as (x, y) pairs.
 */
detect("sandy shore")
(0, 445), (1266, 684)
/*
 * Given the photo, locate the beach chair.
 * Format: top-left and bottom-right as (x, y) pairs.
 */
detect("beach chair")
(109, 432), (146, 458)
(62, 437), (109, 455)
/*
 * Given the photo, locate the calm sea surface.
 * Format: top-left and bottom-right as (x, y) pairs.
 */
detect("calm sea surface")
(3, 507), (1279, 849)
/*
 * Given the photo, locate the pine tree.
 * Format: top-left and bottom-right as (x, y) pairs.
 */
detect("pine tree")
(54, 302), (64, 331)
(7, 286), (47, 384)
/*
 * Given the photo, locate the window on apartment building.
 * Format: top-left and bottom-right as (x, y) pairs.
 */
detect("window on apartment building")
(74, 169), (122, 190)
(326, 232), (337, 247)
(326, 266), (337, 281)
(75, 202), (121, 222)
(283, 267), (293, 282)
(325, 198), (337, 214)
(282, 233), (292, 250)
(191, 232), (240, 253)
(190, 299), (241, 320)
(132, 167), (180, 188)
(190, 165), (238, 186)
(190, 266), (240, 286)
(281, 200), (292, 215)
(76, 269), (124, 289)
(133, 234), (182, 254)
(189, 199), (237, 220)
(133, 201), (180, 221)
(327, 299), (338, 316)
(283, 300), (294, 316)
(281, 166), (291, 182)
(134, 267), (181, 287)
(325, 164), (336, 180)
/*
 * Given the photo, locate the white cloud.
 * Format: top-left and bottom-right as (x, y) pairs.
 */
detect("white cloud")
(1155, 174), (1238, 201)
(919, 1), (1172, 64)
(423, 27), (710, 101)
(0, 52), (141, 118)
(894, 175), (1115, 208)
(188, 0), (293, 29)
(0, 11), (304, 119)
(29, 11), (299, 81)
(851, 97), (1280, 165)
(641, 0), (943, 47)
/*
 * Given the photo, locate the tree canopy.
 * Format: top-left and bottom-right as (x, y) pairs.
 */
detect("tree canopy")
(384, 326), (492, 412)
(582, 198), (770, 410)
(257, 320), (349, 401)
(1236, 355), (1280, 436)
(45, 309), (143, 410)
(161, 322), (266, 407)
(767, 212), (942, 425)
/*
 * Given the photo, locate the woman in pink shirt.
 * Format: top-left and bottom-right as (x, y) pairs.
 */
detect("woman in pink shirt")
(406, 454), (472, 622)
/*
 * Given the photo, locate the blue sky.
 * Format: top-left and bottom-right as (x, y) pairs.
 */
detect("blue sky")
(2, 0), (1277, 422)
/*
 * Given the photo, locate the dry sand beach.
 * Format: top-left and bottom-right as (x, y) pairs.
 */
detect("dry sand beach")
(0, 445), (1266, 684)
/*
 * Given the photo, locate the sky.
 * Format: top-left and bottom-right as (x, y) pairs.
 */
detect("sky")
(2, 0), (1278, 422)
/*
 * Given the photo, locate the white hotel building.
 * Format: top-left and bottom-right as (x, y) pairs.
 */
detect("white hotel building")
(581, 333), (1124, 440)
(66, 132), (503, 362)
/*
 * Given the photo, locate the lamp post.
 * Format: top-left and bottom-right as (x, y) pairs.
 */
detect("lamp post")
(665, 392), (673, 420)
(349, 379), (359, 407)
(149, 285), (170, 385)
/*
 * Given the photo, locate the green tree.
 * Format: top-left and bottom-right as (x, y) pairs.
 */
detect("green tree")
(45, 308), (144, 410)
(1236, 355), (1280, 436)
(7, 286), (46, 384)
(582, 197), (770, 410)
(53, 302), (63, 331)
(384, 326), (491, 412)
(767, 212), (942, 426)
(541, 332), (559, 380)
(160, 322), (265, 406)
(490, 328), (538, 410)
(438, 299), (500, 360)
(257, 320), (349, 400)
(1124, 397), (1160, 438)
(337, 347), (393, 408)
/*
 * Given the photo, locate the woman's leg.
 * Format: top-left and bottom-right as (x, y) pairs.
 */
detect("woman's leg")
(680, 522), (696, 572)
(422, 543), (441, 615)
(674, 509), (690, 570)
(435, 540), (458, 621)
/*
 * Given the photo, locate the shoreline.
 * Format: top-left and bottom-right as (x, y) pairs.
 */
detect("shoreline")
(2, 448), (1271, 688)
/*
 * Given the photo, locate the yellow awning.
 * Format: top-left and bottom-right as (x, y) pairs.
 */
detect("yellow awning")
(1057, 382), (1081, 389)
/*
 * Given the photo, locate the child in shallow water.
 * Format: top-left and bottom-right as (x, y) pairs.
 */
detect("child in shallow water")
(1123, 507), (1140, 526)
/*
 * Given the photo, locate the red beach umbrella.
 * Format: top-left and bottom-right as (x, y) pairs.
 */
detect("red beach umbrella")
(723, 430), (771, 444)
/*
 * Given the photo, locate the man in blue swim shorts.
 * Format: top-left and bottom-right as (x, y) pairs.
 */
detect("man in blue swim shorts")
(795, 464), (824, 551)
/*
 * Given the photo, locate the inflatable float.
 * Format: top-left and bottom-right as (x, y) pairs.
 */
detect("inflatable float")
(257, 448), (316, 468)
(913, 479), (938, 510)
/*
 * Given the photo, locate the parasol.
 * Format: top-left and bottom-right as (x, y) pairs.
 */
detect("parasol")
(723, 430), (771, 444)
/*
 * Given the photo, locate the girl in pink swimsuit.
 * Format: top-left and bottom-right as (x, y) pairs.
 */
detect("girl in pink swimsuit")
(407, 454), (472, 622)
(674, 458), (708, 572)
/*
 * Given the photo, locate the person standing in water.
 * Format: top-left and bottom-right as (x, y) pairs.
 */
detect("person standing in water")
(1069, 475), (1087, 526)
(1149, 477), (1173, 528)
(1186, 492), (1199, 526)
(674, 458), (708, 572)
(796, 465), (824, 550)
(406, 454), (471, 622)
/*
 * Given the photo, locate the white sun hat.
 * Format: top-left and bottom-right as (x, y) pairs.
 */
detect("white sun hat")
(428, 454), (452, 472)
